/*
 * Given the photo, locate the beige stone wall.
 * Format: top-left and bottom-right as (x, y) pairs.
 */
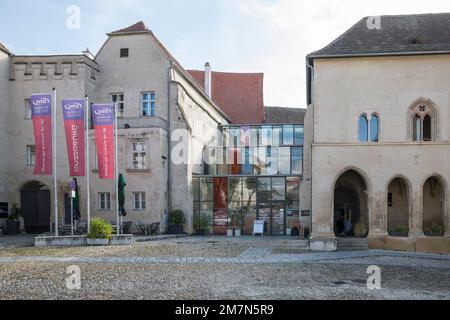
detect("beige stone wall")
(0, 50), (11, 210)
(310, 55), (450, 240)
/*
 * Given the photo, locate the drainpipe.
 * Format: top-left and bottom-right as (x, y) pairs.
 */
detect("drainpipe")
(167, 60), (174, 230)
(306, 58), (315, 242)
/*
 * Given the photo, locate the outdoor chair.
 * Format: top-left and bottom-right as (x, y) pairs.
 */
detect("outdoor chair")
(148, 222), (161, 235)
(135, 221), (148, 235)
(122, 221), (132, 234)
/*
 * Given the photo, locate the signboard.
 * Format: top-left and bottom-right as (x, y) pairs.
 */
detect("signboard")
(253, 220), (265, 236)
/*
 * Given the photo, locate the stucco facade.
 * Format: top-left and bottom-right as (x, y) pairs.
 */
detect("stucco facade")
(0, 25), (228, 234)
(307, 55), (450, 250)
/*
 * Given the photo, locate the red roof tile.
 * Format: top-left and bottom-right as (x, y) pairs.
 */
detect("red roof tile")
(187, 70), (265, 124)
(109, 21), (150, 35)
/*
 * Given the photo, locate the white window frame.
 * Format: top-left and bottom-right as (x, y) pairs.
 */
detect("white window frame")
(133, 192), (146, 211)
(110, 93), (125, 118)
(26, 145), (36, 166)
(98, 193), (111, 211)
(130, 141), (148, 170)
(141, 92), (156, 117)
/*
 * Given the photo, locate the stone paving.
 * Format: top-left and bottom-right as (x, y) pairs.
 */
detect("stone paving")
(0, 236), (449, 300)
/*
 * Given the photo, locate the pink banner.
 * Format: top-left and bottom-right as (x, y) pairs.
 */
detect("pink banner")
(92, 104), (115, 180)
(31, 94), (52, 176)
(62, 99), (85, 177)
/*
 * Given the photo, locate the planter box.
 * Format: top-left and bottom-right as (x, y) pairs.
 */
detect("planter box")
(168, 225), (184, 235)
(87, 238), (110, 246)
(234, 230), (242, 237)
(227, 229), (234, 237)
(35, 236), (87, 247)
(7, 221), (20, 235)
(110, 234), (134, 246)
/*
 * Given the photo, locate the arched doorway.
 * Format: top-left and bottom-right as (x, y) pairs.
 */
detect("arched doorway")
(423, 176), (446, 236)
(387, 177), (410, 237)
(334, 170), (369, 237)
(21, 181), (51, 234)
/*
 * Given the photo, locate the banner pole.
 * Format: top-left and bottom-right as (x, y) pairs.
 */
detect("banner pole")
(115, 102), (120, 235)
(71, 180), (74, 237)
(53, 88), (59, 237)
(85, 96), (91, 234)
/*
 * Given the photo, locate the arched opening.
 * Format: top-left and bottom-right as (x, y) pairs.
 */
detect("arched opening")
(370, 114), (379, 142)
(409, 99), (437, 142)
(334, 170), (369, 238)
(387, 177), (410, 237)
(20, 181), (51, 234)
(358, 114), (369, 142)
(423, 176), (446, 236)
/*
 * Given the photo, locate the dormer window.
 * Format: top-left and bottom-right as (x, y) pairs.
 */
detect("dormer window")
(120, 48), (129, 58)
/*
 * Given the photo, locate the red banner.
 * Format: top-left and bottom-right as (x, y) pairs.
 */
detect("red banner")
(92, 104), (115, 180)
(30, 94), (52, 176)
(62, 99), (85, 177)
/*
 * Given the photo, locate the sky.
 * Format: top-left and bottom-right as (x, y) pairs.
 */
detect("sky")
(1, 0), (450, 108)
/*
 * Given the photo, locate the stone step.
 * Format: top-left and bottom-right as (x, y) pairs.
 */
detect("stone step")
(337, 238), (369, 251)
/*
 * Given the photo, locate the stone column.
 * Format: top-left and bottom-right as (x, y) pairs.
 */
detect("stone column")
(409, 188), (425, 237)
(310, 189), (337, 251)
(368, 190), (389, 237)
(445, 189), (450, 237)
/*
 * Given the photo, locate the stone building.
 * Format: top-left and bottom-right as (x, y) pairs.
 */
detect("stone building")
(0, 22), (305, 236)
(306, 13), (450, 252)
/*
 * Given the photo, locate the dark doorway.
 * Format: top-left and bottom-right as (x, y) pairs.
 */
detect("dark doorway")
(334, 170), (368, 237)
(64, 194), (72, 225)
(20, 181), (51, 234)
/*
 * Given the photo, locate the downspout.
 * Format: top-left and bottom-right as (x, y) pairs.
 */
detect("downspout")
(167, 59), (174, 228)
(306, 58), (315, 242)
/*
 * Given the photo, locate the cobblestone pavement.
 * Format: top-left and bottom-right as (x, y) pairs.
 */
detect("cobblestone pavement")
(0, 237), (449, 300)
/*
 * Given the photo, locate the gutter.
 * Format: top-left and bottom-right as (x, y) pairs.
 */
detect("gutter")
(306, 58), (314, 239)
(307, 50), (450, 60)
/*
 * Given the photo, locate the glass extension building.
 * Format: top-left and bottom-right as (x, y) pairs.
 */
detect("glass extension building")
(193, 123), (304, 236)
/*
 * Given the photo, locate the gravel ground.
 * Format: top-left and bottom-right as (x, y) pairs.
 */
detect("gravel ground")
(0, 237), (449, 300)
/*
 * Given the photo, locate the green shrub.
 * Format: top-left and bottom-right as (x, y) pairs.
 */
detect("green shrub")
(424, 223), (444, 236)
(194, 214), (210, 231)
(88, 218), (112, 240)
(169, 210), (186, 225)
(389, 225), (409, 236)
(354, 222), (368, 238)
(8, 204), (23, 221)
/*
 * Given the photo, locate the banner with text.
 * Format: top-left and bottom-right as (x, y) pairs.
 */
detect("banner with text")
(62, 99), (86, 177)
(92, 104), (115, 180)
(31, 94), (52, 176)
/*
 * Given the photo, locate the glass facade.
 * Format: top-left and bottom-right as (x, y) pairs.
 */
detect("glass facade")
(194, 124), (304, 236)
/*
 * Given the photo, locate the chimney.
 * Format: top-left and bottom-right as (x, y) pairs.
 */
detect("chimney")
(204, 62), (212, 98)
(82, 48), (94, 60)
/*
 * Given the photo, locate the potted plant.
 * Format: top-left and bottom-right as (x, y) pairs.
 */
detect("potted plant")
(7, 204), (22, 235)
(168, 209), (185, 234)
(194, 214), (209, 236)
(227, 210), (236, 237)
(233, 210), (245, 237)
(354, 221), (368, 238)
(87, 218), (112, 246)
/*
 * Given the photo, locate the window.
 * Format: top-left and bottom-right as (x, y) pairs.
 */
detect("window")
(27, 145), (35, 166)
(359, 114), (369, 142)
(283, 125), (294, 145)
(120, 48), (129, 58)
(294, 125), (304, 145)
(410, 100), (437, 142)
(141, 92), (156, 116)
(370, 114), (379, 142)
(133, 192), (146, 210)
(131, 141), (148, 170)
(291, 147), (303, 175)
(25, 98), (31, 119)
(110, 93), (124, 117)
(278, 147), (291, 175)
(98, 193), (111, 210)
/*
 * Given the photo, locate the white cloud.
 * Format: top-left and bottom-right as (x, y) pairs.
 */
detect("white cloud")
(233, 0), (450, 108)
